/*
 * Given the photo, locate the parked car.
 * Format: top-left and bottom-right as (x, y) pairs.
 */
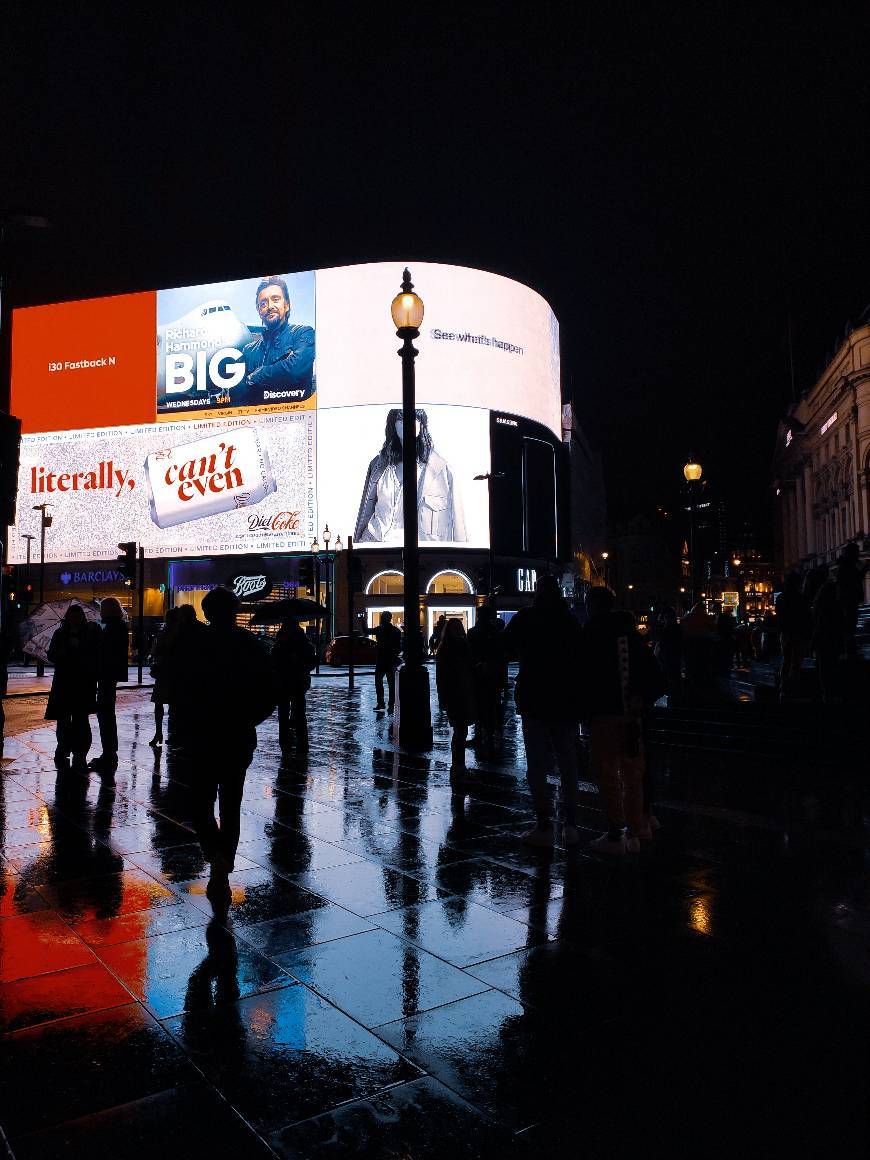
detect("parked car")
(324, 634), (379, 666)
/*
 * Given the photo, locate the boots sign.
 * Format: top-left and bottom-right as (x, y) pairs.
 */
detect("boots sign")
(229, 573), (271, 601)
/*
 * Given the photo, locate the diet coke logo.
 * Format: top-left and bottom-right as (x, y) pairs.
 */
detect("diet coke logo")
(247, 511), (301, 534)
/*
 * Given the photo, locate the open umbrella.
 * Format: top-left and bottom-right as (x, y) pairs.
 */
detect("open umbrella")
(19, 598), (102, 663)
(249, 597), (327, 626)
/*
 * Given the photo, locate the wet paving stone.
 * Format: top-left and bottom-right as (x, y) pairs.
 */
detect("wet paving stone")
(0, 910), (96, 982)
(124, 841), (256, 883)
(96, 922), (292, 1019)
(105, 818), (196, 855)
(0, 960), (133, 1033)
(238, 904), (375, 957)
(12, 1081), (275, 1159)
(374, 989), (545, 1130)
(0, 870), (51, 916)
(434, 857), (565, 913)
(0, 1003), (197, 1138)
(269, 1074), (522, 1158)
(297, 860), (444, 917)
(375, 896), (547, 967)
(71, 899), (211, 946)
(163, 984), (419, 1134)
(172, 864), (328, 925)
(35, 865), (179, 922)
(276, 927), (491, 1027)
(237, 832), (367, 876)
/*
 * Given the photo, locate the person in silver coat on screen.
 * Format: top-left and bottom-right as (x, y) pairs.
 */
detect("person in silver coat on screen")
(354, 408), (467, 544)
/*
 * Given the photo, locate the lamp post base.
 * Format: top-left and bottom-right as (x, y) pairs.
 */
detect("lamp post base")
(396, 663), (433, 751)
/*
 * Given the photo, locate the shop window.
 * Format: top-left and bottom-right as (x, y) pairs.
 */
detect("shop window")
(366, 570), (404, 596)
(427, 570), (473, 594)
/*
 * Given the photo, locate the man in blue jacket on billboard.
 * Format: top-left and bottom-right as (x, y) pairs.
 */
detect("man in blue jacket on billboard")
(234, 276), (315, 406)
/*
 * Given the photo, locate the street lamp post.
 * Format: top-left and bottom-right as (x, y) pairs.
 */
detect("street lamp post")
(319, 525), (343, 644)
(683, 457), (703, 607)
(473, 472), (505, 595)
(392, 269), (432, 750)
(601, 550), (610, 588)
(32, 504), (52, 676)
(21, 533), (34, 636)
(310, 535), (321, 675)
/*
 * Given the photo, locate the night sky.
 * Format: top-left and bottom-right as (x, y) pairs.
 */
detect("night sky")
(3, 5), (869, 529)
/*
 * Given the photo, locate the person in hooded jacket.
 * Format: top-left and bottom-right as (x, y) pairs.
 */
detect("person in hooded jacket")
(581, 586), (667, 855)
(503, 575), (584, 847)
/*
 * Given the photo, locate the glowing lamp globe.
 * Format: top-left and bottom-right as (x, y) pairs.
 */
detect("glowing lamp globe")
(683, 460), (703, 482)
(391, 290), (424, 330)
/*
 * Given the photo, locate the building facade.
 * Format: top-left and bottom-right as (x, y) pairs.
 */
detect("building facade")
(772, 318), (870, 601)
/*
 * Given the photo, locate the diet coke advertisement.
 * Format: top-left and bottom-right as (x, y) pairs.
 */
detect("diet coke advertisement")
(11, 412), (316, 562)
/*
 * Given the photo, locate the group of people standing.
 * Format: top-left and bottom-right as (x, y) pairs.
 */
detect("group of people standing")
(776, 541), (867, 702)
(434, 577), (666, 854)
(46, 598), (129, 775)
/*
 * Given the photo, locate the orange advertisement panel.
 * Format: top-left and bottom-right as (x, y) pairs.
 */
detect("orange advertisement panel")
(11, 292), (157, 434)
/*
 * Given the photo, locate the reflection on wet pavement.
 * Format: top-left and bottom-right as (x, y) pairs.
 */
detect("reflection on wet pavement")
(1, 678), (868, 1155)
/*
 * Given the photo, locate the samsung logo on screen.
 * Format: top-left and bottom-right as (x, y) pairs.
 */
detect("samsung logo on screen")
(495, 417), (518, 427)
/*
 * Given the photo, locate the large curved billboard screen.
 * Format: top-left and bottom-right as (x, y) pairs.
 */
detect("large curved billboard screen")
(8, 262), (560, 562)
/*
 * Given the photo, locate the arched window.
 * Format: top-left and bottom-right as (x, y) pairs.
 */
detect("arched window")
(426, 569), (474, 594)
(366, 570), (404, 596)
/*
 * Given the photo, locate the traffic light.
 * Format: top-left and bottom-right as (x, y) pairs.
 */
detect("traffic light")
(298, 556), (315, 593)
(347, 554), (363, 592)
(117, 542), (137, 582)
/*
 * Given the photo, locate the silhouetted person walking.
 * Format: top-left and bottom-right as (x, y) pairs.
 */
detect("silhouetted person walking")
(46, 605), (100, 773)
(272, 617), (316, 754)
(368, 610), (402, 712)
(429, 614), (447, 658)
(435, 619), (476, 776)
(776, 573), (811, 700)
(167, 586), (275, 912)
(467, 605), (507, 751)
(89, 597), (129, 776)
(582, 587), (666, 855)
(503, 575), (583, 847)
(148, 606), (195, 747)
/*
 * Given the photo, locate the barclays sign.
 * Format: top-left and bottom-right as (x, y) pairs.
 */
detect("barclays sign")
(60, 569), (126, 586)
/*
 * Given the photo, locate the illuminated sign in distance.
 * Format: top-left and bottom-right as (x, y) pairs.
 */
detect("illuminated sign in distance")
(230, 573), (271, 601)
(820, 411), (837, 435)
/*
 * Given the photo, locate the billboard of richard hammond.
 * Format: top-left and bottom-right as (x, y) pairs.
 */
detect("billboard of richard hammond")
(156, 270), (316, 420)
